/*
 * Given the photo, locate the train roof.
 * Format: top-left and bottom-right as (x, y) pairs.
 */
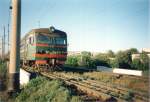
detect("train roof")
(29, 28), (67, 36)
(21, 27), (67, 41)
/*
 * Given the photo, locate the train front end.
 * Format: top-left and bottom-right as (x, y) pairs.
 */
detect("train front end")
(34, 27), (67, 68)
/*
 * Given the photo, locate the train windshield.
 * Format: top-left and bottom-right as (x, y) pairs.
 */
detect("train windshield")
(36, 34), (67, 45)
(36, 34), (49, 43)
(55, 38), (66, 45)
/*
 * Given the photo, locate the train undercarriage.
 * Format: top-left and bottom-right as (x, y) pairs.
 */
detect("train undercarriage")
(21, 59), (63, 71)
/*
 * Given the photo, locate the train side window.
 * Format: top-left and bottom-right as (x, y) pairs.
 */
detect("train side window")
(64, 40), (66, 45)
(29, 37), (34, 44)
(29, 37), (32, 44)
(49, 38), (53, 44)
(32, 37), (34, 44)
(52, 38), (55, 44)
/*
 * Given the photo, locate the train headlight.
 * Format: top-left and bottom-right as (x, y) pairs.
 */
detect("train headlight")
(46, 50), (49, 54)
(49, 26), (55, 33)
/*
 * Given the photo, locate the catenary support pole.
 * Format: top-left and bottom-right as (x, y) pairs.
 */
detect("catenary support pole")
(8, 0), (21, 92)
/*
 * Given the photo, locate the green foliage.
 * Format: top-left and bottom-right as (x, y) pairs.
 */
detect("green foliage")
(139, 52), (149, 71)
(66, 51), (99, 69)
(0, 62), (7, 78)
(107, 50), (115, 58)
(127, 48), (139, 54)
(94, 53), (110, 67)
(78, 51), (107, 68)
(65, 56), (78, 67)
(131, 52), (149, 71)
(131, 59), (141, 70)
(115, 48), (140, 69)
(109, 58), (118, 68)
(71, 96), (82, 102)
(78, 51), (92, 67)
(115, 51), (132, 69)
(66, 48), (148, 71)
(15, 77), (81, 102)
(123, 90), (134, 101)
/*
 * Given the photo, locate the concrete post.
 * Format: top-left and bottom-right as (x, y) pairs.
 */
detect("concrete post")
(8, 24), (10, 54)
(8, 0), (21, 92)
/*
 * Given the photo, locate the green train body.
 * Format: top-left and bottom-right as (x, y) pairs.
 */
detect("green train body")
(20, 26), (67, 68)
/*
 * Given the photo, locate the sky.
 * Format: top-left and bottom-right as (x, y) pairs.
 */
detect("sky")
(0, 0), (149, 53)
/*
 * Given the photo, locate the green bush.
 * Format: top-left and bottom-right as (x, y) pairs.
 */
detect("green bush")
(0, 62), (7, 78)
(15, 77), (81, 102)
(71, 96), (82, 102)
(123, 90), (134, 101)
(65, 56), (79, 67)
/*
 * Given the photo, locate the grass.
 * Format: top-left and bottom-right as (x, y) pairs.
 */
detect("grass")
(0, 61), (7, 92)
(53, 71), (149, 99)
(15, 77), (82, 102)
(82, 71), (149, 92)
(123, 90), (134, 101)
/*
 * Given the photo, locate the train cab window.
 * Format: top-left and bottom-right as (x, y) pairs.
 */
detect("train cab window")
(55, 38), (66, 45)
(37, 34), (49, 43)
(29, 36), (34, 44)
(63, 39), (66, 45)
(29, 37), (31, 44)
(49, 38), (54, 44)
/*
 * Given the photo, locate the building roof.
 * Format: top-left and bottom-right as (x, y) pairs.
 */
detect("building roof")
(142, 48), (150, 53)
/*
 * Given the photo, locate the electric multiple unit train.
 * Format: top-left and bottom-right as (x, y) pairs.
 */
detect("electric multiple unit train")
(20, 26), (67, 69)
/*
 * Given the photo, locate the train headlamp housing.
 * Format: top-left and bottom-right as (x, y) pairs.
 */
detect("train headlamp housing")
(49, 26), (55, 33)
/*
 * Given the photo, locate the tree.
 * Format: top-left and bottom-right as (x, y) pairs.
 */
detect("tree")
(94, 53), (110, 67)
(107, 50), (115, 58)
(127, 48), (139, 54)
(131, 59), (141, 70)
(131, 52), (149, 71)
(115, 50), (132, 69)
(109, 58), (119, 68)
(140, 52), (149, 71)
(78, 51), (92, 67)
(65, 56), (78, 67)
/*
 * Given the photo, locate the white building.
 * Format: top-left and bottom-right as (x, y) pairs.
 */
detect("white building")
(132, 54), (140, 60)
(142, 48), (150, 53)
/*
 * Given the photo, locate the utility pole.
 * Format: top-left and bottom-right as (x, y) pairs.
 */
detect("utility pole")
(8, 4), (12, 54)
(8, 23), (10, 54)
(8, 0), (21, 92)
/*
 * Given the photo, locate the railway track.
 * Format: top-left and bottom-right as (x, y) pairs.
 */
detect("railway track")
(82, 79), (148, 101)
(49, 72), (149, 102)
(41, 72), (116, 102)
(22, 67), (149, 102)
